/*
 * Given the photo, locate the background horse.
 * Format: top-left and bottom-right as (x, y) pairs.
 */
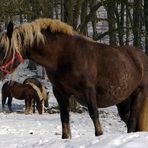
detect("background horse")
(1, 80), (43, 114)
(23, 77), (49, 112)
(0, 18), (148, 138)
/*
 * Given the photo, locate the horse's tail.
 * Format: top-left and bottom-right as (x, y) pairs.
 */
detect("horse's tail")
(138, 96), (148, 131)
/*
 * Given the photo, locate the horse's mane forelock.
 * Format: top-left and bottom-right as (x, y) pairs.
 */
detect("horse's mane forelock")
(1, 18), (75, 61)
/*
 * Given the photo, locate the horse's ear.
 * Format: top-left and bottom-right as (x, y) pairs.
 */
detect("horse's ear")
(7, 21), (14, 39)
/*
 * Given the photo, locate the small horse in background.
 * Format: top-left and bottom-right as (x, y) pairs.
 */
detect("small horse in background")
(0, 18), (148, 138)
(1, 80), (43, 114)
(23, 77), (49, 113)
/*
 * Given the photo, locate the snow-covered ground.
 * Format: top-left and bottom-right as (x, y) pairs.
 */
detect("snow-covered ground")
(0, 62), (148, 148)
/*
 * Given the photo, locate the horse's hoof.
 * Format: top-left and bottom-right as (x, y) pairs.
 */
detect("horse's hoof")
(95, 130), (103, 136)
(62, 133), (72, 139)
(25, 111), (32, 115)
(39, 112), (43, 115)
(8, 110), (13, 113)
(62, 135), (71, 139)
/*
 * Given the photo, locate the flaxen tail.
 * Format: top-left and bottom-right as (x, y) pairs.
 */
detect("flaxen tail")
(138, 96), (148, 131)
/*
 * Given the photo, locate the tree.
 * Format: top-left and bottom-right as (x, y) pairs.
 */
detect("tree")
(115, 1), (125, 45)
(133, 0), (142, 47)
(64, 0), (73, 25)
(73, 0), (84, 29)
(106, 0), (117, 45)
(80, 0), (88, 35)
(144, 0), (148, 54)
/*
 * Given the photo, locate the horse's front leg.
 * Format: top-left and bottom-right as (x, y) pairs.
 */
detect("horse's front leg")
(127, 86), (146, 132)
(52, 86), (71, 139)
(83, 84), (103, 136)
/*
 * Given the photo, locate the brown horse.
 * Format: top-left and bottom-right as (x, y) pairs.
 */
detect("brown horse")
(23, 77), (49, 112)
(0, 18), (148, 139)
(1, 80), (43, 114)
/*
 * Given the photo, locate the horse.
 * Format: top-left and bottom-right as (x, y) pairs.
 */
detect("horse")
(23, 77), (49, 112)
(1, 80), (43, 114)
(0, 18), (148, 139)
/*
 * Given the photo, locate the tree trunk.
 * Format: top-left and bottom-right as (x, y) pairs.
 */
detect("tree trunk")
(41, 67), (46, 79)
(54, 0), (59, 19)
(133, 0), (142, 47)
(64, 0), (73, 25)
(73, 0), (84, 30)
(89, 0), (98, 40)
(80, 0), (88, 35)
(126, 2), (130, 45)
(27, 60), (37, 71)
(79, 1), (102, 35)
(61, 0), (64, 21)
(115, 2), (125, 45)
(106, 0), (117, 45)
(20, 14), (23, 24)
(144, 0), (148, 54)
(49, 0), (54, 18)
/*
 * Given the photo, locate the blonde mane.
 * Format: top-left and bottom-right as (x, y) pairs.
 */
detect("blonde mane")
(1, 18), (75, 61)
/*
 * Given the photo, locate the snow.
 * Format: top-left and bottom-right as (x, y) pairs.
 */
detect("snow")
(0, 62), (148, 148)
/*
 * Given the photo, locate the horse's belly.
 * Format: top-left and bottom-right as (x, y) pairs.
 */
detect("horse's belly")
(76, 93), (127, 108)
(76, 83), (139, 108)
(96, 94), (125, 107)
(95, 69), (142, 107)
(95, 82), (140, 107)
(13, 94), (24, 100)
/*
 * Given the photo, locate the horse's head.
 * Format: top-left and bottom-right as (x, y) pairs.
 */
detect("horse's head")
(0, 22), (24, 78)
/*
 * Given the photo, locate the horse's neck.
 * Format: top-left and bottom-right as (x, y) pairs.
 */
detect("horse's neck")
(28, 34), (67, 73)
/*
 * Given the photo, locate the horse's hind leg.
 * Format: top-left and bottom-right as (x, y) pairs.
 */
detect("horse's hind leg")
(116, 97), (131, 125)
(127, 86), (146, 132)
(7, 97), (13, 112)
(53, 86), (71, 139)
(83, 84), (103, 136)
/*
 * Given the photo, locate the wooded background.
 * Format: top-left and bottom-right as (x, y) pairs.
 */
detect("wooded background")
(0, 0), (147, 50)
